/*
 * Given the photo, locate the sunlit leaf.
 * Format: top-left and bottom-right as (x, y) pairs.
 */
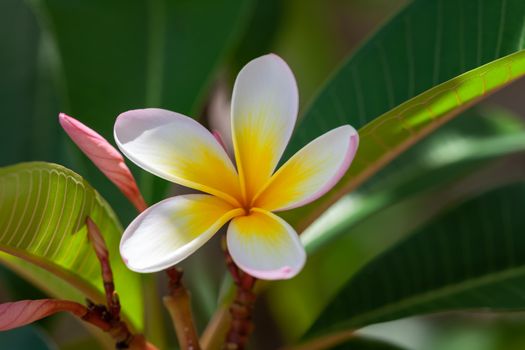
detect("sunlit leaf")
(282, 0), (525, 231)
(0, 162), (143, 329)
(286, 51), (525, 233)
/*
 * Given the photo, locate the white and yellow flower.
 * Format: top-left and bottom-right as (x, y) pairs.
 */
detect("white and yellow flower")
(115, 54), (359, 280)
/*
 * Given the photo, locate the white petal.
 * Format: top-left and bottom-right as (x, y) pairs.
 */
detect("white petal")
(253, 125), (359, 211)
(120, 194), (243, 273)
(227, 209), (306, 280)
(231, 54), (299, 202)
(114, 108), (242, 206)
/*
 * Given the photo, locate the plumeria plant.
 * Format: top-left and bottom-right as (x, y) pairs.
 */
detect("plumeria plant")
(2, 55), (358, 349)
(2, 1), (525, 349)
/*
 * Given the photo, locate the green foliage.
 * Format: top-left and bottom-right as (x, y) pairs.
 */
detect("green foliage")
(282, 0), (525, 231)
(0, 0), (61, 166)
(264, 0), (525, 343)
(0, 162), (142, 329)
(308, 181), (525, 337)
(304, 107), (525, 253)
(31, 0), (252, 130)
(23, 0), (254, 213)
(267, 108), (525, 340)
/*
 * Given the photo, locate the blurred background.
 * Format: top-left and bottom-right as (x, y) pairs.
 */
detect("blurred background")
(1, 0), (525, 349)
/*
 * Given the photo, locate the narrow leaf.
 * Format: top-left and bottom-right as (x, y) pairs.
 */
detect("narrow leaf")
(282, 0), (525, 231)
(267, 109), (525, 340)
(287, 51), (525, 231)
(307, 182), (525, 336)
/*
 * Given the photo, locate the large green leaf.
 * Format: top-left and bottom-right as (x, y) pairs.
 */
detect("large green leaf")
(307, 181), (525, 338)
(302, 107), (525, 252)
(0, 162), (142, 329)
(28, 0), (253, 205)
(282, 0), (525, 231)
(266, 108), (525, 341)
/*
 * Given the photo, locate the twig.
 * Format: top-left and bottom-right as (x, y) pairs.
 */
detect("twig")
(86, 217), (155, 349)
(221, 235), (257, 350)
(84, 299), (132, 347)
(86, 218), (121, 319)
(164, 267), (201, 350)
(83, 300), (158, 349)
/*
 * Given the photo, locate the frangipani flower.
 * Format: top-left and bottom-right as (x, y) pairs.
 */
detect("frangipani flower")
(116, 54), (359, 280)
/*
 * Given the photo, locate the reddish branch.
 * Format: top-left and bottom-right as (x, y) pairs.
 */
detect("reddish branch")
(164, 267), (201, 350)
(77, 299), (156, 349)
(221, 235), (257, 350)
(86, 217), (121, 319)
(86, 217), (155, 349)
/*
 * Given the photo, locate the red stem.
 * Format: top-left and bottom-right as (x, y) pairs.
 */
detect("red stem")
(85, 217), (156, 349)
(221, 234), (257, 350)
(86, 217), (121, 319)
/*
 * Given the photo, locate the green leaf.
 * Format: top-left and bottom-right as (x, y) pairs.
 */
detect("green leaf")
(307, 181), (525, 337)
(0, 254), (84, 303)
(29, 0), (253, 205)
(0, 162), (143, 329)
(282, 0), (525, 231)
(302, 107), (525, 252)
(267, 108), (525, 341)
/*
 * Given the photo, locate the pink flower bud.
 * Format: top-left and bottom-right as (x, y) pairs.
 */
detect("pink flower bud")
(59, 113), (147, 212)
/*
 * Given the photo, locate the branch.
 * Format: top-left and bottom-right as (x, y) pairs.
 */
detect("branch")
(163, 267), (201, 350)
(86, 217), (121, 319)
(86, 217), (157, 349)
(221, 235), (257, 350)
